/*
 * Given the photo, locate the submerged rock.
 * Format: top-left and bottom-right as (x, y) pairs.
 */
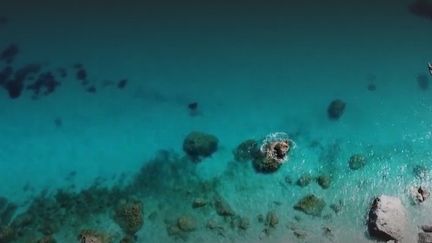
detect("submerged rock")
(296, 174), (312, 187)
(233, 139), (258, 162)
(1, 44), (19, 63)
(78, 229), (110, 243)
(192, 198), (207, 208)
(417, 73), (430, 90)
(367, 83), (377, 91)
(294, 194), (326, 216)
(265, 211), (279, 228)
(183, 131), (219, 162)
(237, 216), (250, 230)
(177, 215), (197, 232)
(327, 99), (346, 120)
(367, 195), (407, 242)
(348, 154), (367, 170)
(316, 175), (331, 189)
(114, 199), (144, 235)
(214, 196), (235, 217)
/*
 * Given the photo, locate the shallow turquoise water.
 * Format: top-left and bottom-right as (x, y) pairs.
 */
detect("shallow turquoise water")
(0, 0), (432, 242)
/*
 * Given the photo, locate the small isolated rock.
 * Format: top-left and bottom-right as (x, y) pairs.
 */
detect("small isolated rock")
(265, 211), (279, 228)
(177, 215), (197, 232)
(233, 139), (258, 162)
(294, 194), (326, 216)
(410, 186), (430, 203)
(348, 154), (367, 170)
(192, 198), (207, 208)
(418, 232), (432, 243)
(214, 196), (235, 217)
(183, 131), (218, 162)
(238, 216), (250, 230)
(316, 175), (331, 189)
(327, 99), (346, 120)
(367, 195), (407, 242)
(296, 174), (312, 187)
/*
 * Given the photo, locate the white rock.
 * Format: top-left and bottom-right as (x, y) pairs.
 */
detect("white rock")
(368, 195), (408, 241)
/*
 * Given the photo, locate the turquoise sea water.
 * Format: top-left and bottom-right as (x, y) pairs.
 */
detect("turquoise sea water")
(0, 0), (432, 242)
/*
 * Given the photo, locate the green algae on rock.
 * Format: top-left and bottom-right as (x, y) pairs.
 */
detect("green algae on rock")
(183, 131), (219, 162)
(294, 194), (326, 216)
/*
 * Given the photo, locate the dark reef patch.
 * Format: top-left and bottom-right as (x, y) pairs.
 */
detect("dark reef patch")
(183, 132), (219, 162)
(86, 85), (96, 93)
(4, 80), (24, 99)
(367, 83), (376, 91)
(76, 68), (87, 84)
(187, 102), (199, 116)
(327, 99), (346, 120)
(1, 44), (19, 64)
(117, 79), (128, 89)
(417, 73), (429, 90)
(0, 66), (12, 86)
(27, 72), (61, 99)
(409, 0), (432, 20)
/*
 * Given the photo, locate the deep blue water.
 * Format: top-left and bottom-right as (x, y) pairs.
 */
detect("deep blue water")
(0, 0), (432, 242)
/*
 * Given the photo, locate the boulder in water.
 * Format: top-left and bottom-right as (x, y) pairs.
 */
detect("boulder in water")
(327, 99), (346, 120)
(183, 131), (218, 162)
(367, 195), (407, 241)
